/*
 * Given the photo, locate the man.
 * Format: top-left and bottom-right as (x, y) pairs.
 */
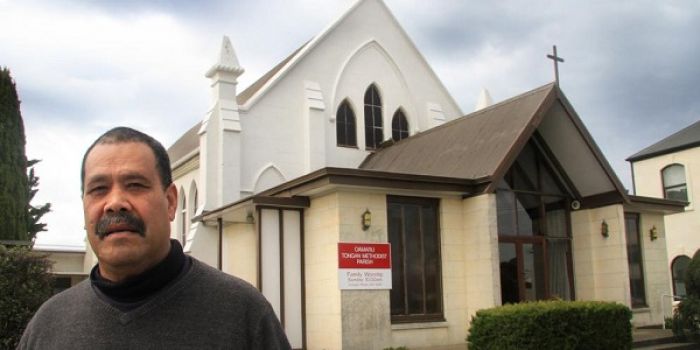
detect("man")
(19, 127), (291, 349)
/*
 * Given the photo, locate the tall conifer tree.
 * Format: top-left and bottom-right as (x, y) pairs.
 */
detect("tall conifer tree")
(0, 68), (29, 241)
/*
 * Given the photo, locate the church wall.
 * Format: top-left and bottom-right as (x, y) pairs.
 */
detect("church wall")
(304, 192), (343, 350)
(222, 222), (257, 287)
(571, 205), (630, 304)
(238, 100), (305, 196)
(632, 147), (700, 269)
(336, 191), (392, 350)
(571, 205), (670, 326)
(313, 190), (474, 350)
(635, 212), (672, 326)
(462, 194), (500, 320)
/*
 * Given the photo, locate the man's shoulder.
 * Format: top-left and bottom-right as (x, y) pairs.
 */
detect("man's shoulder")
(21, 278), (93, 343)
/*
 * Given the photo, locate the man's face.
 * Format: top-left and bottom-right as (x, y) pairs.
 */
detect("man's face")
(83, 142), (176, 281)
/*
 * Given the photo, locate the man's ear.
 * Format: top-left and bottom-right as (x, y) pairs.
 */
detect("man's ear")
(166, 183), (177, 221)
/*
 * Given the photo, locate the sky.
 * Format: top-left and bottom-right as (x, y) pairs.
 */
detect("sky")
(1, 0), (699, 248)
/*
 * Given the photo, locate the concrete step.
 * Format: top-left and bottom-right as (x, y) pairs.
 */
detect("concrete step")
(632, 327), (698, 350)
(633, 343), (699, 350)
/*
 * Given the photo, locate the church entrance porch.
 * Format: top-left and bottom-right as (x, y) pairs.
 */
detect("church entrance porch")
(496, 139), (575, 303)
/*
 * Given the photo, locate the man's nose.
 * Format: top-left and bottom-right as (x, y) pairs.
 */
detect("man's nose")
(104, 188), (132, 213)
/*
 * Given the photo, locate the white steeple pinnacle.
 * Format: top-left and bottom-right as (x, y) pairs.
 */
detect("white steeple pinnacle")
(474, 87), (493, 111)
(205, 35), (244, 79)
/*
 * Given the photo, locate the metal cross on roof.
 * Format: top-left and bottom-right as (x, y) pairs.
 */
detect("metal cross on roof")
(547, 45), (564, 85)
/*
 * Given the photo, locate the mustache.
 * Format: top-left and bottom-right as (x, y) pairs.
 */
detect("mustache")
(95, 211), (146, 239)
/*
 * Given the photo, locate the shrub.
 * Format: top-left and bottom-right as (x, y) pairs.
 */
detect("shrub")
(674, 249), (700, 341)
(685, 250), (700, 298)
(467, 300), (632, 350)
(0, 246), (53, 350)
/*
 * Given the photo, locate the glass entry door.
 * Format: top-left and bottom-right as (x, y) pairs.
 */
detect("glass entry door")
(499, 239), (546, 304)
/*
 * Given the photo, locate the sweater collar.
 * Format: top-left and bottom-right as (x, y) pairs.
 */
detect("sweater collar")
(90, 239), (186, 303)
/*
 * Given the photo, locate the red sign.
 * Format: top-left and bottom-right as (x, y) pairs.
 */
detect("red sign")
(338, 242), (391, 269)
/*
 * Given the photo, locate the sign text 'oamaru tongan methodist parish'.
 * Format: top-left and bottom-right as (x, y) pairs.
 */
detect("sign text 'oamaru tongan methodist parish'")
(338, 242), (392, 290)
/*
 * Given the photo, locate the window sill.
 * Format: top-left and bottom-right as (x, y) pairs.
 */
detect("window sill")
(632, 307), (650, 313)
(391, 321), (449, 331)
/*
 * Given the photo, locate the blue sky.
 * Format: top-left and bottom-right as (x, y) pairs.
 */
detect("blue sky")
(1, 0), (699, 247)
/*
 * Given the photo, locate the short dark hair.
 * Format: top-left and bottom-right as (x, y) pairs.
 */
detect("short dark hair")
(81, 127), (172, 194)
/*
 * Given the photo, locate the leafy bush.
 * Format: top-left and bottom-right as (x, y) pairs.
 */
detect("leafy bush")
(0, 246), (53, 350)
(467, 300), (632, 350)
(674, 249), (700, 341)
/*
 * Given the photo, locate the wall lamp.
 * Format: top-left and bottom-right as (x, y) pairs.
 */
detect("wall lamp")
(361, 209), (371, 231)
(601, 220), (609, 238)
(649, 225), (658, 241)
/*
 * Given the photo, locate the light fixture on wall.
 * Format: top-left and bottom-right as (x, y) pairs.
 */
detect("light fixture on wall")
(601, 220), (609, 238)
(361, 209), (371, 231)
(649, 225), (658, 241)
(571, 200), (581, 210)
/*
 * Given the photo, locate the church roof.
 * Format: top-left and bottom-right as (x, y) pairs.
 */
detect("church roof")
(627, 120), (700, 162)
(360, 82), (629, 200)
(168, 122), (201, 165)
(360, 83), (556, 180)
(236, 41), (310, 106)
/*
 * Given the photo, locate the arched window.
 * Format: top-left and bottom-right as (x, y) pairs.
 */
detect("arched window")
(672, 255), (691, 298)
(189, 182), (198, 218)
(336, 100), (357, 147)
(391, 109), (409, 141)
(662, 164), (688, 202)
(193, 187), (198, 214)
(180, 188), (187, 245)
(364, 84), (383, 150)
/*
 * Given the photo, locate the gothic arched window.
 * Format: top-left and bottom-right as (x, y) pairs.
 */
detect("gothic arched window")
(180, 188), (187, 245)
(189, 182), (198, 218)
(392, 109), (409, 141)
(336, 100), (357, 147)
(364, 85), (383, 150)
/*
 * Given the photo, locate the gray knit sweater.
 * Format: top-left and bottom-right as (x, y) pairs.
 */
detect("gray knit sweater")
(18, 259), (291, 349)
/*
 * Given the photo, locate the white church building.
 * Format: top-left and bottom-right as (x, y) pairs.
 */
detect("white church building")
(167, 0), (684, 349)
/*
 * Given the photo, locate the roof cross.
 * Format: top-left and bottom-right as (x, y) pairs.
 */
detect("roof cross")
(547, 45), (565, 85)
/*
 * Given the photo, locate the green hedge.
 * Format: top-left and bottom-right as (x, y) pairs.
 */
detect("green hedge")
(467, 300), (632, 350)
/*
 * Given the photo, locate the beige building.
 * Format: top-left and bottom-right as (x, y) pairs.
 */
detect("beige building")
(165, 1), (685, 348)
(33, 243), (96, 294)
(628, 120), (700, 299)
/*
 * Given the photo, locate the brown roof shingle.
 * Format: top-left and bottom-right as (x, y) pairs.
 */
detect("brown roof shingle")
(360, 83), (556, 180)
(167, 122), (201, 164)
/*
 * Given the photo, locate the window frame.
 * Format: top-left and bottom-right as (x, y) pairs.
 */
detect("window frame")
(661, 164), (688, 202)
(391, 108), (409, 142)
(364, 85), (383, 150)
(671, 255), (691, 298)
(387, 195), (444, 324)
(336, 100), (357, 148)
(625, 212), (647, 308)
(496, 138), (576, 303)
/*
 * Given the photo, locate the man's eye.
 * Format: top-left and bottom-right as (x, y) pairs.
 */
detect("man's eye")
(127, 182), (146, 189)
(88, 186), (107, 194)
